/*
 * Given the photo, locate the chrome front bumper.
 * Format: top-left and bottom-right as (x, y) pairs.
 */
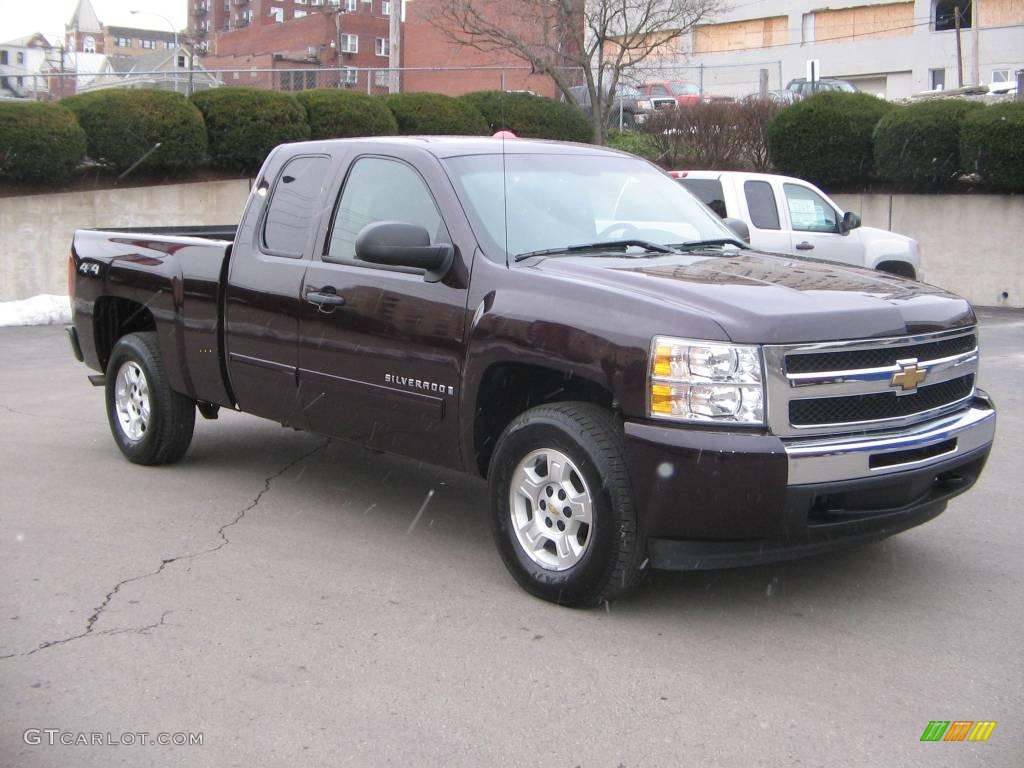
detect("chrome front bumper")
(785, 394), (996, 485)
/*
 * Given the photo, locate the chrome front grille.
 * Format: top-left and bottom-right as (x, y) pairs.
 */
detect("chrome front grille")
(764, 327), (978, 437)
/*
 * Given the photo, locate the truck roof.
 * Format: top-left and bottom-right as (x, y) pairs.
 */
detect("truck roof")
(279, 135), (622, 160)
(671, 169), (810, 186)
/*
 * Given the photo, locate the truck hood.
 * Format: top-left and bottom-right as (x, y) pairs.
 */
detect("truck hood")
(530, 250), (973, 344)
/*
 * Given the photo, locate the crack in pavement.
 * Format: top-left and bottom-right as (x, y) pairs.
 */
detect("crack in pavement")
(0, 438), (331, 660)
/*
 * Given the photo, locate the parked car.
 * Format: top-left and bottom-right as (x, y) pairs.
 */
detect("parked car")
(671, 170), (922, 279)
(637, 80), (733, 107)
(67, 137), (993, 606)
(784, 78), (858, 99)
(564, 83), (650, 128)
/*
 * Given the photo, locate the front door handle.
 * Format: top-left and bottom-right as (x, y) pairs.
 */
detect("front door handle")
(305, 289), (346, 312)
(795, 242), (815, 251)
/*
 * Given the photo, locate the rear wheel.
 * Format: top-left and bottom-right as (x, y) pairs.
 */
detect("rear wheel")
(488, 402), (641, 607)
(105, 332), (195, 465)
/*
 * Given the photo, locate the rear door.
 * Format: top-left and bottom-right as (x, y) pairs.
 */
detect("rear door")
(296, 150), (470, 469)
(224, 152), (336, 428)
(738, 178), (791, 254)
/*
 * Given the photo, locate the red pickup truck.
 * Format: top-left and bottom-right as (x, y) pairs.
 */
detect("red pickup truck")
(67, 137), (996, 606)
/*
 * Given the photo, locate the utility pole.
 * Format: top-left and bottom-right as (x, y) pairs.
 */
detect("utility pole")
(388, 0), (401, 93)
(955, 7), (964, 87)
(971, 0), (980, 86)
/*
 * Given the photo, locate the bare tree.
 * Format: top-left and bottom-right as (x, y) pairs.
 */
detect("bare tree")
(430, 0), (722, 143)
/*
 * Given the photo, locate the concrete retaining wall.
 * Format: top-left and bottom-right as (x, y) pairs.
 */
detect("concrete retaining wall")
(0, 180), (251, 302)
(832, 192), (1023, 309)
(1, 181), (1020, 308)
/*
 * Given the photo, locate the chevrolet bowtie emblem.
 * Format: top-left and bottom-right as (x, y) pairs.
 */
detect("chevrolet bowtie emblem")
(891, 360), (927, 393)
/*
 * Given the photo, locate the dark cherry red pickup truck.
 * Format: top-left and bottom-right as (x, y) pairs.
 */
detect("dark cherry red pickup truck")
(67, 137), (996, 606)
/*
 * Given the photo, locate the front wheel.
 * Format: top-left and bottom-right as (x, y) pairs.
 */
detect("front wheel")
(105, 332), (195, 465)
(488, 403), (642, 607)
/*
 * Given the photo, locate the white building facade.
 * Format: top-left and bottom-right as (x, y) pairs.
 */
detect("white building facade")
(652, 0), (1024, 99)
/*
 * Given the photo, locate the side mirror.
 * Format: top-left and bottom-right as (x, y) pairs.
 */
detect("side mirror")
(840, 211), (862, 234)
(723, 217), (750, 244)
(355, 221), (454, 281)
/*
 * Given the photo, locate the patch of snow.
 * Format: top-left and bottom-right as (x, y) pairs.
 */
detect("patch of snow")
(0, 294), (72, 327)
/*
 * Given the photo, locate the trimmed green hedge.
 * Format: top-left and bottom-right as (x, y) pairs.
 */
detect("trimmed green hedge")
(768, 91), (895, 187)
(606, 130), (661, 161)
(384, 92), (488, 135)
(0, 102), (87, 184)
(458, 91), (592, 142)
(296, 88), (398, 139)
(190, 88), (309, 172)
(61, 89), (206, 172)
(874, 100), (983, 188)
(960, 102), (1024, 191)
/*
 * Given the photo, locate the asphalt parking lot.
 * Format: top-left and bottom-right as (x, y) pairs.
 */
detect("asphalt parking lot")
(1, 309), (1021, 767)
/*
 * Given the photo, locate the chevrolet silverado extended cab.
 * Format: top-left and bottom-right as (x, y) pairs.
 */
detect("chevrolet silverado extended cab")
(672, 170), (922, 279)
(67, 137), (995, 606)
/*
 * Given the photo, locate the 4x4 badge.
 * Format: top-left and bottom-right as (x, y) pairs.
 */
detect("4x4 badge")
(891, 359), (927, 394)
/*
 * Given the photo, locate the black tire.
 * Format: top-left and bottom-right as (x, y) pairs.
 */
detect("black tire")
(105, 332), (195, 465)
(488, 402), (641, 607)
(877, 261), (916, 280)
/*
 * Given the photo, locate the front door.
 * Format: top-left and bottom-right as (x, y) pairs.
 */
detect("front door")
(781, 181), (863, 267)
(297, 154), (469, 469)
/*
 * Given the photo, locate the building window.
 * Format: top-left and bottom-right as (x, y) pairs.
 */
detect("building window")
(381, 0), (390, 14)
(295, 9), (307, 17)
(0, 51), (7, 65)
(141, 39), (155, 49)
(934, 1), (971, 31)
(114, 36), (129, 47)
(929, 68), (946, 90)
(177, 54), (187, 67)
(375, 38), (389, 57)
(340, 34), (358, 53)
(373, 69), (390, 86)
(295, 0), (307, 4)
(345, 0), (357, 11)
(992, 69), (1011, 83)
(17, 51), (25, 64)
(341, 67), (357, 86)
(270, 6), (283, 22)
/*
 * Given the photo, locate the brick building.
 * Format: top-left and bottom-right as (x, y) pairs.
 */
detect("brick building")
(191, 0), (569, 97)
(193, 0), (393, 91)
(65, 0), (177, 57)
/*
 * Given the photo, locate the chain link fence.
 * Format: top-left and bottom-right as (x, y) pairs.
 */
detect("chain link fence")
(18, 60), (787, 103)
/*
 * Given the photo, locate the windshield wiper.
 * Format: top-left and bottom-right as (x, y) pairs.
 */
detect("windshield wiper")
(514, 239), (678, 263)
(669, 238), (748, 251)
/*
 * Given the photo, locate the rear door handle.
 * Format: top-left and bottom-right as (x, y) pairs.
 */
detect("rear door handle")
(795, 242), (814, 251)
(305, 289), (346, 312)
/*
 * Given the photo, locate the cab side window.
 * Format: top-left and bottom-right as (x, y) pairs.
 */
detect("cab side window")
(783, 182), (838, 233)
(262, 155), (331, 257)
(326, 157), (446, 263)
(743, 180), (780, 230)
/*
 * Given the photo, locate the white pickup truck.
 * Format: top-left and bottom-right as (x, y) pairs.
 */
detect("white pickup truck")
(671, 170), (921, 280)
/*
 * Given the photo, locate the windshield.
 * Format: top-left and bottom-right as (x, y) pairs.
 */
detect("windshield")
(443, 153), (737, 261)
(670, 82), (699, 96)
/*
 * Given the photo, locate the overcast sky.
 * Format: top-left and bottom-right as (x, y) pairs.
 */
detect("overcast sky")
(1, 0), (188, 46)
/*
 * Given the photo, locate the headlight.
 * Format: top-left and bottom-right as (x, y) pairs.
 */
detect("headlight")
(649, 336), (764, 425)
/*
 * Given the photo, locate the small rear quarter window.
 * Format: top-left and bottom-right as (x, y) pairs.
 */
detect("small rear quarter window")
(677, 178), (727, 218)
